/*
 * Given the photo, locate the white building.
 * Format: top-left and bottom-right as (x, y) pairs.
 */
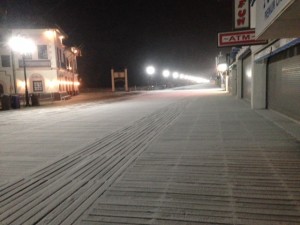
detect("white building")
(229, 0), (300, 122)
(0, 27), (80, 100)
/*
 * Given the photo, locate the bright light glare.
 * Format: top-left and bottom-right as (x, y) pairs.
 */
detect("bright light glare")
(217, 63), (228, 72)
(8, 36), (36, 55)
(44, 30), (55, 39)
(172, 72), (179, 79)
(146, 66), (155, 75)
(246, 69), (252, 78)
(181, 75), (210, 84)
(17, 80), (26, 89)
(162, 70), (170, 78)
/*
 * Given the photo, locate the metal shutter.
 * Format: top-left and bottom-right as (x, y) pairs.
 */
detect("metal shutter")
(242, 54), (252, 101)
(268, 47), (300, 121)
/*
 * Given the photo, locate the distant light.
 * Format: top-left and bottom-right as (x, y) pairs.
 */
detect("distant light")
(162, 69), (170, 78)
(172, 72), (179, 79)
(17, 80), (26, 88)
(58, 35), (65, 44)
(217, 63), (228, 72)
(180, 74), (185, 79)
(47, 80), (55, 88)
(146, 66), (155, 75)
(44, 30), (55, 39)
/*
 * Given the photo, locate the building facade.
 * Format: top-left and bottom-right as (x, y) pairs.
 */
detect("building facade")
(0, 27), (80, 99)
(229, 0), (300, 122)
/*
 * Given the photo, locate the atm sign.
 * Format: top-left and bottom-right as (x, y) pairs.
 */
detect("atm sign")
(218, 29), (268, 47)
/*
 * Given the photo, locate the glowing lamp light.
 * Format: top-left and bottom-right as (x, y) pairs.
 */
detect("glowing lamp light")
(146, 66), (155, 75)
(47, 80), (57, 88)
(17, 80), (26, 88)
(9, 35), (36, 106)
(172, 72), (179, 79)
(44, 30), (55, 39)
(162, 70), (170, 78)
(8, 36), (36, 55)
(217, 63), (228, 73)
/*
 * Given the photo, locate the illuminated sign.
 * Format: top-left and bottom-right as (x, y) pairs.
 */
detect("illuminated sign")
(218, 29), (268, 47)
(234, 0), (250, 29)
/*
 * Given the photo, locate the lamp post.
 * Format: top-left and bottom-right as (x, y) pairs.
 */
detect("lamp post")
(216, 52), (228, 90)
(146, 65), (155, 89)
(8, 35), (36, 106)
(162, 69), (170, 88)
(22, 55), (30, 106)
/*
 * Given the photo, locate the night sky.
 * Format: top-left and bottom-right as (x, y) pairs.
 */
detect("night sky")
(3, 0), (233, 88)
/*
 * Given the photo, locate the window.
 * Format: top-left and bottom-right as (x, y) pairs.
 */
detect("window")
(38, 45), (48, 59)
(33, 81), (43, 92)
(1, 55), (10, 67)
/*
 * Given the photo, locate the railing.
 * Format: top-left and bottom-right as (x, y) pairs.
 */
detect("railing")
(19, 60), (51, 68)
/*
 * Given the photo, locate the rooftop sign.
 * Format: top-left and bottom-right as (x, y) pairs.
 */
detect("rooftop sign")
(218, 29), (267, 47)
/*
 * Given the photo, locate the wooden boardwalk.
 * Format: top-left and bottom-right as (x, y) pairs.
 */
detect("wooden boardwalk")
(0, 102), (183, 225)
(1, 94), (300, 225)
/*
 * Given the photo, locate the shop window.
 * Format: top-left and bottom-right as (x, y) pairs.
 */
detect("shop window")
(1, 55), (11, 67)
(33, 81), (43, 92)
(38, 45), (48, 59)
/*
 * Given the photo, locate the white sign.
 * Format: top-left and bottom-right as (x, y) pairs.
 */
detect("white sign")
(218, 29), (267, 47)
(235, 0), (250, 29)
(256, 0), (295, 38)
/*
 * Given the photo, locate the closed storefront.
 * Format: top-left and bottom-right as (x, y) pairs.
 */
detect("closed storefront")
(268, 45), (300, 121)
(242, 54), (252, 102)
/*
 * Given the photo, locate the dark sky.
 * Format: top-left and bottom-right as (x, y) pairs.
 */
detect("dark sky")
(3, 0), (233, 88)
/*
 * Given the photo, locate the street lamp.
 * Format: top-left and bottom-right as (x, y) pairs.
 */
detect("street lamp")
(146, 65), (155, 75)
(146, 66), (155, 89)
(217, 63), (228, 73)
(8, 35), (36, 106)
(162, 69), (170, 78)
(172, 72), (179, 79)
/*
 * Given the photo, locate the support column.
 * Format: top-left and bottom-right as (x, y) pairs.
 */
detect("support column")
(111, 69), (115, 92)
(230, 66), (237, 96)
(124, 68), (129, 92)
(236, 59), (243, 99)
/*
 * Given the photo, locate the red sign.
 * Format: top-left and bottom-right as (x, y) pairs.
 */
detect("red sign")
(235, 0), (250, 29)
(218, 29), (268, 47)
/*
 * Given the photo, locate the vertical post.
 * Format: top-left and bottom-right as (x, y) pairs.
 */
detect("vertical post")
(23, 55), (30, 106)
(111, 68), (115, 92)
(11, 50), (17, 94)
(125, 68), (128, 92)
(236, 59), (243, 99)
(225, 73), (229, 92)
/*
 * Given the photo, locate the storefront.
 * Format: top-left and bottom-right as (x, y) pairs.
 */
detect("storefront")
(267, 44), (300, 121)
